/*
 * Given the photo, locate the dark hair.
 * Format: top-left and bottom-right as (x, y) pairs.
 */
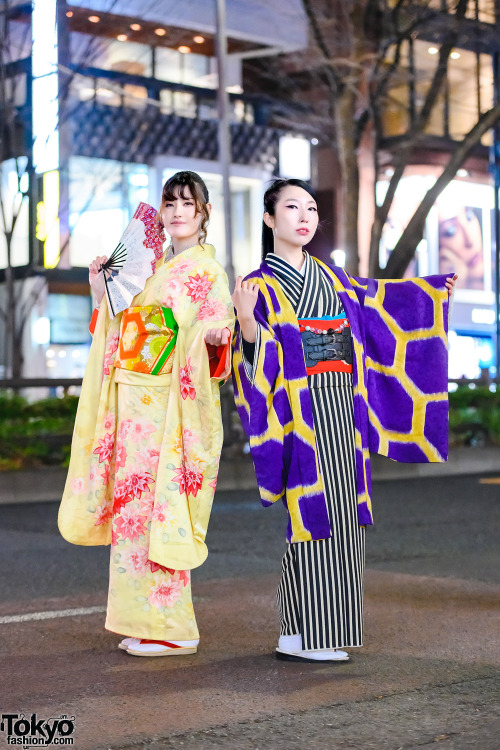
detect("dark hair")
(262, 178), (317, 259)
(159, 171), (210, 246)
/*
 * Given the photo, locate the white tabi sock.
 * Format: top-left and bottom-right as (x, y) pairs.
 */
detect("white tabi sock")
(278, 634), (302, 653)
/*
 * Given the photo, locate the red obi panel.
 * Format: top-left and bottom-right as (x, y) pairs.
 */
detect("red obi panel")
(298, 316), (353, 375)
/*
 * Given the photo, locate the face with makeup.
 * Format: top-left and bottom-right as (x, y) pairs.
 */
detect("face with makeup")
(438, 204), (484, 290)
(264, 185), (319, 249)
(160, 185), (211, 249)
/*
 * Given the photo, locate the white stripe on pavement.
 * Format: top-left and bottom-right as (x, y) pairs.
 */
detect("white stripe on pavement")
(0, 605), (106, 624)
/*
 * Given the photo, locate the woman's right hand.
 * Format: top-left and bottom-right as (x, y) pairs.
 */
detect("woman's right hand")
(232, 276), (259, 344)
(89, 255), (108, 305)
(231, 276), (259, 321)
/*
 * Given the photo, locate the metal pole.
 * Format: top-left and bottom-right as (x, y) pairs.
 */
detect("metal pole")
(215, 0), (235, 290)
(491, 25), (500, 377)
(494, 0), (500, 377)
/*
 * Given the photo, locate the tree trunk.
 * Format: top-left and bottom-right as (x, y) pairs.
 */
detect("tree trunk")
(335, 87), (360, 274)
(368, 208), (383, 277)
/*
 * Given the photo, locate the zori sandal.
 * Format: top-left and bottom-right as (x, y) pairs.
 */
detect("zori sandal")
(126, 639), (198, 657)
(118, 637), (140, 651)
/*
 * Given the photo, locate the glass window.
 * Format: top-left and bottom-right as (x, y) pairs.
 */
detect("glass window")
(448, 50), (493, 141)
(3, 73), (26, 108)
(381, 42), (411, 137)
(48, 294), (92, 345)
(383, 40), (494, 141)
(182, 53), (211, 87)
(70, 32), (152, 77)
(68, 157), (149, 268)
(0, 158), (29, 268)
(155, 48), (211, 87)
(159, 89), (197, 118)
(155, 48), (182, 84)
(5, 19), (31, 62)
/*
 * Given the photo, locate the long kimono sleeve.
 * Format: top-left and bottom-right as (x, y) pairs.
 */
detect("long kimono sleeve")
(232, 282), (331, 543)
(59, 304), (122, 545)
(350, 273), (451, 463)
(232, 298), (286, 505)
(148, 260), (235, 570)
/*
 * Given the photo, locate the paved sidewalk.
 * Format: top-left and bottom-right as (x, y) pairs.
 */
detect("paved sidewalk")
(1, 572), (498, 750)
(1, 476), (498, 750)
(0, 446), (498, 505)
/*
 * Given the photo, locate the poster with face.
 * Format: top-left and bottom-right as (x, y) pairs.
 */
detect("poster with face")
(437, 201), (485, 290)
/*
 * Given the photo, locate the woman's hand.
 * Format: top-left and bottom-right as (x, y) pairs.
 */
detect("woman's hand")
(89, 255), (109, 305)
(445, 273), (458, 296)
(205, 327), (231, 347)
(231, 276), (259, 320)
(231, 276), (259, 343)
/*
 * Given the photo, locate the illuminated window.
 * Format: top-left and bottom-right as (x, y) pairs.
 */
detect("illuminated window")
(0, 158), (29, 269)
(68, 157), (149, 268)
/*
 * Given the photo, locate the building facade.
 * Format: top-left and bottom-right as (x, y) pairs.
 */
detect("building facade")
(244, 0), (500, 379)
(1, 0), (499, 382)
(0, 0), (311, 380)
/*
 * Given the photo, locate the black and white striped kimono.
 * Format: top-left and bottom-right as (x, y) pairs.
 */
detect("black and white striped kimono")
(243, 251), (365, 651)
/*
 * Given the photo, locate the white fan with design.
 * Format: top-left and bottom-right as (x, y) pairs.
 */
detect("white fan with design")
(101, 202), (166, 317)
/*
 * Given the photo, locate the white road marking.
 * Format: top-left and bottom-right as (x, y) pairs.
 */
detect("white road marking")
(0, 605), (106, 624)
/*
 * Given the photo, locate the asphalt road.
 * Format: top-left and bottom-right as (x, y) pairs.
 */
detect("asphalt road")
(0, 474), (499, 749)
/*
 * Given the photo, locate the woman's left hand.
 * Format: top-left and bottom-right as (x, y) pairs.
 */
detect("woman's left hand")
(445, 274), (458, 296)
(205, 327), (231, 347)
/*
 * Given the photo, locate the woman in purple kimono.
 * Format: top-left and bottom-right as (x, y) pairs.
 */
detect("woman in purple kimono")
(232, 178), (456, 663)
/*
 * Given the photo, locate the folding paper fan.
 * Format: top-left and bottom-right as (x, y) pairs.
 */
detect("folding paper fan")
(101, 203), (166, 317)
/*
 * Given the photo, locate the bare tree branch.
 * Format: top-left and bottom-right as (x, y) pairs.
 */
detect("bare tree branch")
(383, 101), (500, 277)
(374, 0), (469, 240)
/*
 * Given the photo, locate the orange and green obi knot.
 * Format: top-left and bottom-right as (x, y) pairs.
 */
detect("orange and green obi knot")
(115, 305), (178, 375)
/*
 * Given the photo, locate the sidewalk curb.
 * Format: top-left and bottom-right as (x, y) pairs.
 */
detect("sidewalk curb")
(0, 447), (498, 505)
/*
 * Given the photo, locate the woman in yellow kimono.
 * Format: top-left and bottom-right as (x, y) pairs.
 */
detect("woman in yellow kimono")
(59, 171), (234, 657)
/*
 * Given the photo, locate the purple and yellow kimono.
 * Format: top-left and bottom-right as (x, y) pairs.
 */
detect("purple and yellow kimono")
(233, 256), (450, 544)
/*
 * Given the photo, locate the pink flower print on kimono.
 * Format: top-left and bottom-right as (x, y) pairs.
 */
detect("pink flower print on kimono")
(139, 494), (155, 517)
(118, 419), (132, 441)
(122, 547), (149, 576)
(148, 576), (183, 609)
(180, 357), (196, 400)
(124, 470), (155, 499)
(172, 456), (205, 497)
(182, 428), (196, 449)
(71, 477), (87, 495)
(129, 420), (156, 444)
(103, 411), (115, 432)
(197, 297), (230, 321)
(136, 446), (160, 471)
(114, 506), (148, 542)
(147, 559), (169, 574)
(100, 463), (111, 485)
(94, 503), (112, 527)
(184, 272), (214, 303)
(114, 443), (127, 470)
(93, 432), (115, 463)
(170, 426), (196, 455)
(152, 501), (175, 528)
(103, 332), (119, 377)
(169, 257), (196, 278)
(160, 567), (190, 586)
(162, 277), (184, 311)
(112, 478), (133, 514)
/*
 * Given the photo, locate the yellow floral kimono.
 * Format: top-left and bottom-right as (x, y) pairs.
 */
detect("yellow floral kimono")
(59, 244), (234, 640)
